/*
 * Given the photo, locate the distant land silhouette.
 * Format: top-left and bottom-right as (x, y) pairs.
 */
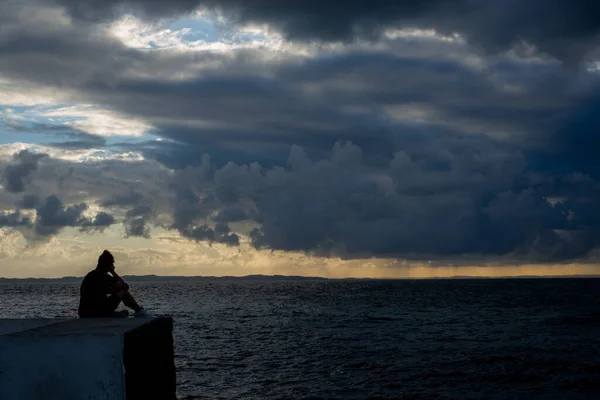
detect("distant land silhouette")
(1, 275), (599, 283)
(0, 274), (330, 283)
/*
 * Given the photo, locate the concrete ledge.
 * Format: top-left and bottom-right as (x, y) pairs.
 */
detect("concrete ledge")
(0, 319), (68, 336)
(0, 317), (176, 400)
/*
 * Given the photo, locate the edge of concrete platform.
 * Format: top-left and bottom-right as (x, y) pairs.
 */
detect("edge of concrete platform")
(0, 316), (173, 337)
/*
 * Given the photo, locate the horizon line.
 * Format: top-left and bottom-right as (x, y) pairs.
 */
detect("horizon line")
(2, 273), (600, 281)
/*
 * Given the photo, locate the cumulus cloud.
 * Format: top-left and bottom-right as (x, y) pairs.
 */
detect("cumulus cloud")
(167, 139), (600, 261)
(1, 150), (46, 193)
(0, 210), (31, 228)
(182, 223), (240, 246)
(101, 190), (159, 238)
(80, 212), (116, 232)
(167, 185), (239, 246)
(124, 204), (152, 238)
(34, 195), (89, 236)
(3, 194), (115, 237)
(0, 145), (173, 241)
(0, 143), (171, 213)
(0, 133), (597, 262)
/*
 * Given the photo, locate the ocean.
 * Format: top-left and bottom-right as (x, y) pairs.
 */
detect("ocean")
(1, 278), (600, 399)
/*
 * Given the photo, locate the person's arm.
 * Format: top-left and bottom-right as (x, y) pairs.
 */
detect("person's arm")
(109, 269), (129, 291)
(105, 275), (120, 294)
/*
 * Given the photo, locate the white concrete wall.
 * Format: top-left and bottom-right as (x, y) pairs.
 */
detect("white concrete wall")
(0, 334), (125, 400)
(0, 318), (176, 400)
(0, 318), (175, 400)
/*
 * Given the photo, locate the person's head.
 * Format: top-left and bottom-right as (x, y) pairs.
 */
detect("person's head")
(97, 250), (115, 273)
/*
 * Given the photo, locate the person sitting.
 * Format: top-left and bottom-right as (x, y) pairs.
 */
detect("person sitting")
(78, 250), (150, 318)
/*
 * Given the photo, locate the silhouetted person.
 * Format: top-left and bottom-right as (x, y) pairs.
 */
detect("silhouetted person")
(78, 250), (151, 318)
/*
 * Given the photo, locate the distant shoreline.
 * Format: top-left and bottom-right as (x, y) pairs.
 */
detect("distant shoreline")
(1, 274), (600, 283)
(0, 274), (328, 283)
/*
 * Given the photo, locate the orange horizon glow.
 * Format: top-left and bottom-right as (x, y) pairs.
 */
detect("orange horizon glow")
(5, 264), (599, 280)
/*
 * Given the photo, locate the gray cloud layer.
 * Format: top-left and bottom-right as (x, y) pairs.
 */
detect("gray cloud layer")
(1, 150), (47, 193)
(41, 0), (600, 63)
(1, 0), (599, 262)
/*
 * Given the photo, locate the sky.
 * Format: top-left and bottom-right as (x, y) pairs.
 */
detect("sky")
(0, 0), (600, 278)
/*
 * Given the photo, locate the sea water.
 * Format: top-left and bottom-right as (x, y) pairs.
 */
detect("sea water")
(1, 278), (599, 399)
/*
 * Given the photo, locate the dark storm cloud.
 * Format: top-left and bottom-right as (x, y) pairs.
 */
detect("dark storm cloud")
(84, 75), (361, 144)
(34, 195), (116, 236)
(1, 150), (46, 193)
(101, 190), (154, 237)
(124, 204), (152, 238)
(80, 211), (116, 232)
(83, 52), (571, 171)
(0, 144), (171, 220)
(124, 217), (149, 238)
(91, 49), (562, 125)
(34, 195), (88, 235)
(168, 184), (240, 246)
(0, 0), (584, 165)
(101, 190), (144, 207)
(166, 137), (600, 261)
(0, 148), (172, 240)
(0, 210), (31, 227)
(547, 92), (600, 179)
(213, 222), (240, 246)
(48, 0), (600, 62)
(0, 0), (599, 262)
(126, 204), (152, 218)
(19, 194), (41, 210)
(213, 207), (248, 223)
(183, 223), (240, 246)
